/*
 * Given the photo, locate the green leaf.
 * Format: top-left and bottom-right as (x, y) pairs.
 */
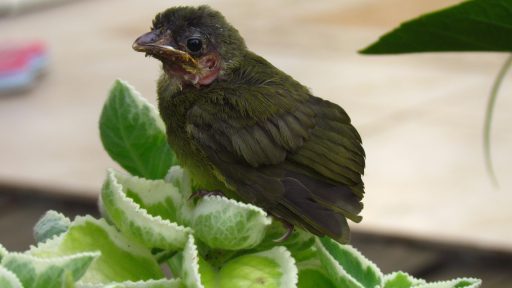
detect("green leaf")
(1, 252), (98, 288)
(76, 278), (183, 288)
(382, 272), (425, 288)
(415, 278), (481, 288)
(33, 210), (71, 244)
(296, 258), (337, 288)
(219, 255), (282, 288)
(118, 167), (183, 223)
(100, 79), (175, 179)
(258, 222), (315, 261)
(0, 266), (23, 288)
(298, 268), (336, 288)
(30, 216), (163, 284)
(361, 0), (512, 54)
(179, 237), (298, 288)
(218, 246), (298, 288)
(315, 237), (382, 288)
(197, 258), (216, 288)
(179, 236), (243, 288)
(165, 166), (193, 203)
(180, 236), (205, 288)
(101, 169), (191, 251)
(169, 241), (214, 288)
(192, 195), (272, 250)
(164, 166), (195, 224)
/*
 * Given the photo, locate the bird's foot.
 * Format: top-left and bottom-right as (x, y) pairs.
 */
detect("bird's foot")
(188, 190), (225, 200)
(273, 218), (294, 243)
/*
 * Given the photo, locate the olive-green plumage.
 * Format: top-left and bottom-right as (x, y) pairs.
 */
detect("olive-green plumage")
(134, 5), (365, 243)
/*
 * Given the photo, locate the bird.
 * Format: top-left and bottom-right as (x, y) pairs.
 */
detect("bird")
(132, 5), (365, 244)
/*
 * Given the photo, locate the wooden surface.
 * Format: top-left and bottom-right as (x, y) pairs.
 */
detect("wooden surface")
(1, 190), (511, 286)
(0, 0), (512, 251)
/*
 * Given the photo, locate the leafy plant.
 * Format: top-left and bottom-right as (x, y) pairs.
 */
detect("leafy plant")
(0, 80), (481, 287)
(361, 0), (512, 187)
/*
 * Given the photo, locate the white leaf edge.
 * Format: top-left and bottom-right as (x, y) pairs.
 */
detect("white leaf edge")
(30, 216), (165, 284)
(30, 216), (156, 261)
(28, 233), (66, 256)
(76, 278), (183, 288)
(76, 215), (163, 258)
(113, 168), (182, 209)
(413, 278), (481, 288)
(104, 169), (192, 250)
(382, 271), (426, 287)
(165, 166), (192, 198)
(1, 251), (99, 280)
(0, 266), (23, 288)
(36, 210), (71, 225)
(165, 166), (194, 223)
(315, 237), (383, 288)
(249, 246), (298, 288)
(195, 195), (270, 220)
(192, 195), (272, 249)
(33, 210), (71, 243)
(0, 243), (7, 261)
(115, 79), (165, 131)
(182, 235), (204, 288)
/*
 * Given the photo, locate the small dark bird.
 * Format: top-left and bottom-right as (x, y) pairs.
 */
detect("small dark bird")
(133, 5), (365, 243)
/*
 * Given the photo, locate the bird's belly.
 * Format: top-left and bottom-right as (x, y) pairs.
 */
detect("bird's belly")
(167, 133), (229, 193)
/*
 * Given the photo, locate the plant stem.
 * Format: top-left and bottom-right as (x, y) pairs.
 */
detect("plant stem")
(484, 54), (512, 189)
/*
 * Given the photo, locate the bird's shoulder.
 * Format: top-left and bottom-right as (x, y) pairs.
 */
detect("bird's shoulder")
(186, 51), (317, 164)
(198, 51), (311, 118)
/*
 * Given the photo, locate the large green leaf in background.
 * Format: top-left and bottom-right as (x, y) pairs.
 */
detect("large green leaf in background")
(361, 0), (512, 54)
(360, 0), (512, 187)
(100, 80), (176, 179)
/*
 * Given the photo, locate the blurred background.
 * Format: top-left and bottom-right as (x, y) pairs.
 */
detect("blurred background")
(0, 0), (511, 285)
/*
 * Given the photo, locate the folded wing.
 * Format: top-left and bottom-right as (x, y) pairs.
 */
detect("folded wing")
(186, 70), (365, 243)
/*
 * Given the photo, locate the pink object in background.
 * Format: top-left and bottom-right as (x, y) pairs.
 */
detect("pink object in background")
(0, 41), (48, 92)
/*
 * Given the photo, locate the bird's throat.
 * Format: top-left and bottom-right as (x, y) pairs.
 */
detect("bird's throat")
(197, 62), (221, 85)
(163, 53), (221, 87)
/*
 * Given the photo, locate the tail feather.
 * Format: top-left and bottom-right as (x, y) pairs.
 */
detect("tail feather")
(219, 161), (361, 244)
(279, 176), (352, 243)
(284, 171), (363, 222)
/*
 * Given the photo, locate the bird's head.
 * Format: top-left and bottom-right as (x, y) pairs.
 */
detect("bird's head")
(133, 5), (246, 86)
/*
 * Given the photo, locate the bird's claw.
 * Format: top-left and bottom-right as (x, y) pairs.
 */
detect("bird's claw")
(188, 190), (225, 200)
(273, 219), (294, 242)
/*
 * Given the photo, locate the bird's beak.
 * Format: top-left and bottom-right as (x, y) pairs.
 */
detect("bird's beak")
(133, 30), (200, 74)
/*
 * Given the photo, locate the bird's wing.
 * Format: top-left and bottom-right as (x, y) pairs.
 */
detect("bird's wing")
(186, 84), (365, 243)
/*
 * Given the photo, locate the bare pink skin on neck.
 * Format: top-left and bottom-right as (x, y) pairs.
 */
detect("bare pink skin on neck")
(197, 53), (221, 86)
(164, 52), (222, 86)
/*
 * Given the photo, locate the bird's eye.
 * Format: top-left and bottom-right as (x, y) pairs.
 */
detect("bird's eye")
(186, 38), (203, 53)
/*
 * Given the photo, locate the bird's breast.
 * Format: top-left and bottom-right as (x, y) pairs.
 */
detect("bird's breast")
(157, 75), (228, 192)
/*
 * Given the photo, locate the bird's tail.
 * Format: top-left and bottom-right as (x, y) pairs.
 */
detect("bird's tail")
(275, 171), (362, 243)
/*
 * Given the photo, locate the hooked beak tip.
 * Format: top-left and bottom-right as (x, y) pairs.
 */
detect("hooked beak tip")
(133, 30), (161, 53)
(132, 41), (144, 52)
